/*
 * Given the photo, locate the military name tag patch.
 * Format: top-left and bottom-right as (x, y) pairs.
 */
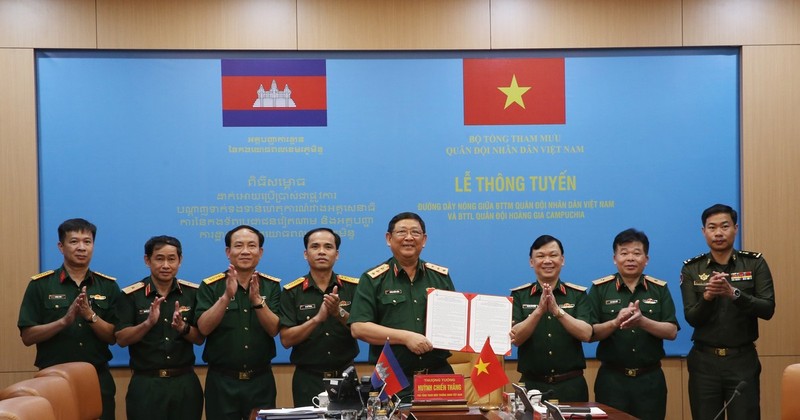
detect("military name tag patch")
(559, 303), (575, 309)
(384, 289), (403, 295)
(48, 294), (67, 300)
(605, 299), (621, 305)
(138, 308), (151, 315)
(730, 272), (753, 281)
(522, 304), (537, 309)
(299, 304), (316, 311)
(642, 298), (658, 304)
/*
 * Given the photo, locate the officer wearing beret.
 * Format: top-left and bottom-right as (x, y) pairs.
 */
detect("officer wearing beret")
(509, 234), (592, 402)
(17, 218), (121, 420)
(116, 235), (204, 420)
(279, 228), (359, 407)
(350, 212), (455, 400)
(196, 225), (282, 419)
(588, 228), (679, 420)
(681, 204), (775, 420)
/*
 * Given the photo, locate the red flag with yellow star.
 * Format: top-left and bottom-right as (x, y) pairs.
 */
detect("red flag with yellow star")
(470, 337), (509, 397)
(463, 58), (565, 125)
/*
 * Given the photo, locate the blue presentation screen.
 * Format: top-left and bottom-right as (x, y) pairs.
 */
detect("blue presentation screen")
(36, 49), (740, 366)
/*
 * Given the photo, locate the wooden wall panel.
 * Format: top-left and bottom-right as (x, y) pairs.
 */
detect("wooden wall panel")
(0, 0), (96, 48)
(741, 45), (800, 358)
(297, 0), (490, 50)
(684, 0), (800, 46)
(0, 49), (40, 377)
(96, 0), (297, 50)
(490, 0), (682, 49)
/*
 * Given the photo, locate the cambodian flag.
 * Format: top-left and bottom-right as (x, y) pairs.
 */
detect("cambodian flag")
(221, 59), (327, 126)
(371, 340), (409, 399)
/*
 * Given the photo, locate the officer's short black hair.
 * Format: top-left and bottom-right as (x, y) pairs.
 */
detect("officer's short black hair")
(387, 212), (426, 234)
(613, 228), (649, 255)
(303, 228), (341, 250)
(225, 225), (265, 247)
(529, 235), (564, 257)
(145, 235), (183, 258)
(58, 218), (97, 243)
(701, 204), (738, 226)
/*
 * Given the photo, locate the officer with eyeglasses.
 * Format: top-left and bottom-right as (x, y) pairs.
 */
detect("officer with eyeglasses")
(349, 212), (455, 400)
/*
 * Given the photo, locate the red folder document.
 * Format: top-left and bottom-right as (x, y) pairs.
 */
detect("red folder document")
(425, 289), (513, 355)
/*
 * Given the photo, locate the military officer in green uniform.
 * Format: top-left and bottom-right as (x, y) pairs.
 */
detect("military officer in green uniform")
(588, 229), (679, 420)
(196, 225), (282, 419)
(681, 204), (775, 420)
(115, 236), (204, 420)
(279, 228), (360, 407)
(350, 212), (455, 400)
(17, 218), (121, 420)
(509, 235), (592, 402)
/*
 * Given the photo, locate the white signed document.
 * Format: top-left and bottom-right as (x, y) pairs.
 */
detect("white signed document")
(425, 289), (512, 355)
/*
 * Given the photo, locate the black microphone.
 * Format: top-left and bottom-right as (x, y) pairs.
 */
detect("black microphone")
(712, 380), (747, 420)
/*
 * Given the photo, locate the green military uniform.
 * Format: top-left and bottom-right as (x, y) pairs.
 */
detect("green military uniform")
(349, 258), (455, 398)
(587, 274), (679, 420)
(680, 250), (775, 420)
(510, 279), (591, 402)
(195, 271), (282, 419)
(116, 276), (203, 420)
(17, 266), (121, 420)
(279, 273), (360, 407)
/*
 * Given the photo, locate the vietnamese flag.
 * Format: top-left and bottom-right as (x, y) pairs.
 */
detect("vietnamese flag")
(371, 340), (409, 399)
(463, 58), (565, 125)
(470, 337), (509, 397)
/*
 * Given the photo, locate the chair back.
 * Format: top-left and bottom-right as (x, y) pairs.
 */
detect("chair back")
(36, 362), (102, 420)
(0, 395), (57, 420)
(781, 363), (800, 420)
(0, 376), (79, 420)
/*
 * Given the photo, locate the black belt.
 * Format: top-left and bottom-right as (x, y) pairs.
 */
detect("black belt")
(134, 366), (193, 378)
(526, 369), (583, 384)
(603, 361), (661, 378)
(694, 343), (755, 357)
(210, 365), (268, 380)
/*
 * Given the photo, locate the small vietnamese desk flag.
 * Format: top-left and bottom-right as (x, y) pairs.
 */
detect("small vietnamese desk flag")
(371, 340), (409, 399)
(463, 58), (565, 125)
(470, 337), (509, 397)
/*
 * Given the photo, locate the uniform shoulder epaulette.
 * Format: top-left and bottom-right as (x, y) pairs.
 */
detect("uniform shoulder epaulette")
(511, 282), (532, 292)
(644, 275), (667, 287)
(203, 273), (226, 284)
(31, 270), (55, 281)
(258, 272), (281, 283)
(367, 264), (390, 279)
(93, 271), (116, 281)
(122, 282), (145, 295)
(284, 277), (305, 290)
(337, 274), (359, 284)
(739, 250), (763, 259)
(564, 282), (587, 292)
(424, 262), (449, 275)
(592, 275), (616, 286)
(177, 279), (199, 289)
(683, 253), (706, 265)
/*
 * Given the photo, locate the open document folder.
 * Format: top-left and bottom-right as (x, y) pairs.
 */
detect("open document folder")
(425, 289), (512, 355)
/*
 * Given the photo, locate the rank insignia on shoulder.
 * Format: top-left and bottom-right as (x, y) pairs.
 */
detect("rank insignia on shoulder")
(644, 276), (667, 287)
(683, 253), (706, 265)
(31, 270), (55, 281)
(93, 271), (116, 281)
(739, 250), (763, 259)
(591, 275), (616, 286)
(122, 282), (145, 295)
(337, 275), (359, 284)
(424, 262), (449, 275)
(177, 279), (199, 289)
(564, 282), (587, 292)
(203, 273), (226, 284)
(258, 272), (281, 283)
(511, 283), (532, 292)
(367, 264), (390, 279)
(284, 277), (306, 290)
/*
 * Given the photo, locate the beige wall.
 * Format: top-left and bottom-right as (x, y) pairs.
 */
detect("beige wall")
(1, 0), (798, 418)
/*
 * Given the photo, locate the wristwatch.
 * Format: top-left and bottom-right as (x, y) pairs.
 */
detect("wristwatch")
(87, 313), (98, 323)
(732, 287), (741, 300)
(339, 307), (347, 319)
(252, 297), (266, 309)
(555, 309), (565, 319)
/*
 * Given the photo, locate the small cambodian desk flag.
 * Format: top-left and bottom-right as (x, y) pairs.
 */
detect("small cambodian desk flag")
(371, 340), (409, 399)
(470, 337), (509, 397)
